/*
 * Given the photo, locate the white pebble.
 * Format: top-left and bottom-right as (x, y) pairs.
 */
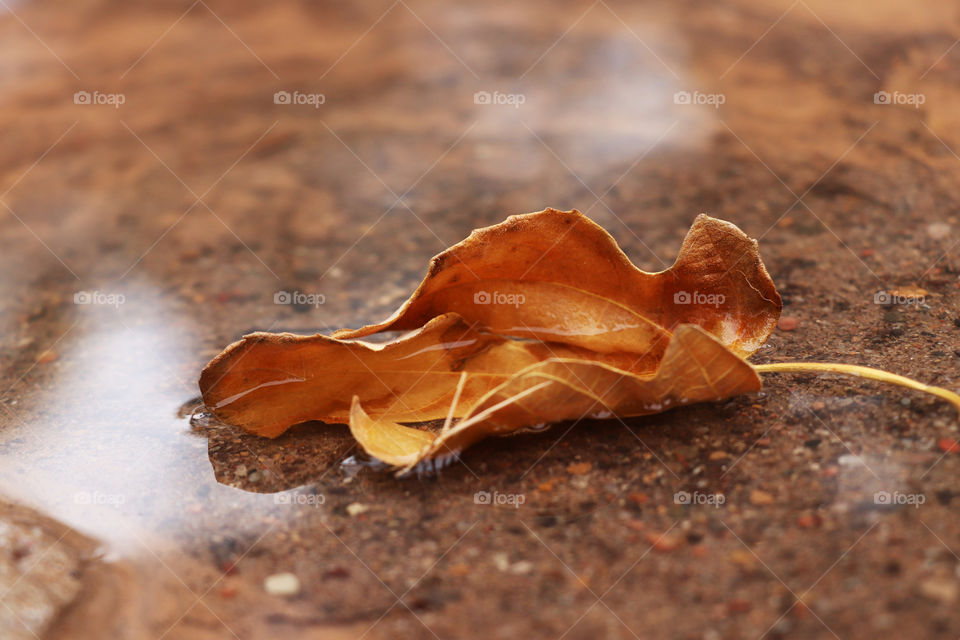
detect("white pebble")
(838, 454), (865, 467)
(346, 502), (370, 517)
(264, 572), (301, 596)
(927, 222), (951, 240)
(510, 560), (534, 575)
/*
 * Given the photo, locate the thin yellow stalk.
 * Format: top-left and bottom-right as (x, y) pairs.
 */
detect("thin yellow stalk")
(752, 362), (960, 415)
(441, 371), (469, 434)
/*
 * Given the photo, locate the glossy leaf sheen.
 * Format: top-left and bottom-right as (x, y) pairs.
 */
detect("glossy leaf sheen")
(334, 209), (781, 358)
(199, 209), (782, 467)
(200, 313), (654, 438)
(350, 324), (761, 470)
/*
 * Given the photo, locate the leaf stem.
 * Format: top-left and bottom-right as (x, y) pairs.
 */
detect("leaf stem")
(752, 362), (960, 415)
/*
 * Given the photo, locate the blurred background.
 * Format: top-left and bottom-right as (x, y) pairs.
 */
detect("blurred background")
(1, 1), (959, 638)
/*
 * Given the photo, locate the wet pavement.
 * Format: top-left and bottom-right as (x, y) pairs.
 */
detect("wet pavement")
(1, 0), (959, 638)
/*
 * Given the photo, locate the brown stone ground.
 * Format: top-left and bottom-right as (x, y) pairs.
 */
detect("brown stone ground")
(1, 0), (959, 638)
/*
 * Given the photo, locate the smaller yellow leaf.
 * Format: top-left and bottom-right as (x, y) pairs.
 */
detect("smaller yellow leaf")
(349, 397), (435, 467)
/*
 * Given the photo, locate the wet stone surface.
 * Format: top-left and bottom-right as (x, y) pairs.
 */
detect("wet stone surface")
(1, 0), (960, 638)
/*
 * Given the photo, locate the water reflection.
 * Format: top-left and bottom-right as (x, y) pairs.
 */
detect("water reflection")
(0, 294), (285, 552)
(190, 404), (355, 494)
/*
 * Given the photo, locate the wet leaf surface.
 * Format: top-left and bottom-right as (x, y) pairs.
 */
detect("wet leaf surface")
(201, 208), (960, 471)
(200, 312), (661, 438)
(201, 210), (776, 467)
(334, 208), (781, 358)
(350, 324), (761, 471)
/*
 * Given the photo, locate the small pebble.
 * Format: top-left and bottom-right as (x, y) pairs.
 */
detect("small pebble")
(322, 566), (349, 580)
(927, 222), (952, 240)
(510, 560), (534, 575)
(346, 502), (370, 517)
(919, 577), (957, 603)
(750, 489), (775, 505)
(566, 462), (592, 475)
(838, 454), (865, 467)
(778, 317), (799, 331)
(264, 572), (301, 596)
(570, 476), (589, 490)
(645, 531), (681, 552)
(727, 599), (751, 614)
(937, 438), (960, 454)
(729, 550), (756, 569)
(797, 513), (822, 529)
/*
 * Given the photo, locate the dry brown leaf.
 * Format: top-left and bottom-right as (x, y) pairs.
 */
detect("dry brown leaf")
(200, 210), (777, 440)
(198, 208), (960, 472)
(199, 312), (654, 438)
(334, 209), (781, 359)
(200, 210), (777, 444)
(348, 324), (761, 471)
